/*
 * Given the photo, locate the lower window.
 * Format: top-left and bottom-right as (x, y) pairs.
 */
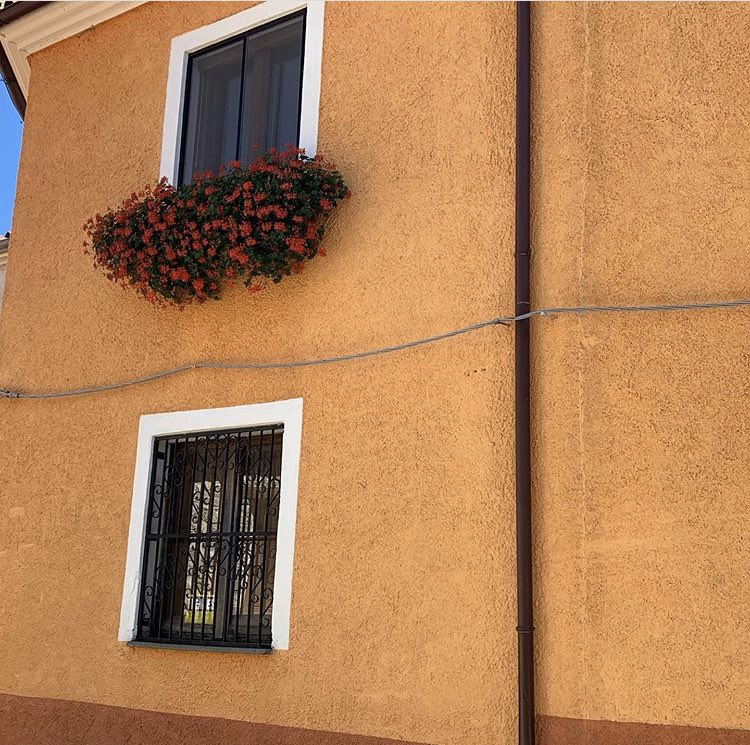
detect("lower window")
(136, 424), (283, 649)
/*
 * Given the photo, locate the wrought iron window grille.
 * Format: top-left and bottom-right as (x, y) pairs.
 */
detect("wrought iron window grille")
(136, 425), (283, 649)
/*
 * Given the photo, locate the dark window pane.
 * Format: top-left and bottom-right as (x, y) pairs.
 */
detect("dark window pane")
(178, 14), (305, 185)
(239, 14), (305, 162)
(180, 40), (243, 184)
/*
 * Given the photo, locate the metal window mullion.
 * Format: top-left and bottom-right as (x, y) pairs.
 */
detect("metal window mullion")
(212, 433), (235, 641)
(212, 434), (232, 639)
(235, 35), (248, 163)
(258, 428), (277, 646)
(215, 434), (235, 642)
(137, 439), (164, 639)
(266, 432), (282, 529)
(187, 444), (209, 641)
(177, 434), (199, 641)
(177, 56), (195, 186)
(234, 433), (254, 642)
(246, 428), (266, 646)
(163, 435), (189, 641)
(146, 530), (276, 539)
(224, 434), (245, 643)
(210, 436), (225, 641)
(200, 434), (223, 641)
(154, 438), (176, 639)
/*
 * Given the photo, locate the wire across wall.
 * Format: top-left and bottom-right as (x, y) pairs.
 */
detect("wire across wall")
(2, 297), (750, 400)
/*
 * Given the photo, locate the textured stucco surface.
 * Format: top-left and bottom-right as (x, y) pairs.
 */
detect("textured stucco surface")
(0, 3), (516, 745)
(533, 1), (750, 733)
(2, 1), (750, 742)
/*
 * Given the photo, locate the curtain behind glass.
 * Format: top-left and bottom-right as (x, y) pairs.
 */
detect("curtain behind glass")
(240, 15), (304, 162)
(180, 40), (243, 184)
(179, 15), (305, 185)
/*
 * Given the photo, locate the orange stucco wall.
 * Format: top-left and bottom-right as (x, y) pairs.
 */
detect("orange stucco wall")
(0, 3), (517, 744)
(2, 2), (750, 744)
(533, 1), (750, 734)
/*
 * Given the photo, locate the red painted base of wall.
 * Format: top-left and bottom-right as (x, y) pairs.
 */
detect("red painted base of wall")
(3, 693), (749, 745)
(539, 715), (750, 745)
(0, 693), (424, 745)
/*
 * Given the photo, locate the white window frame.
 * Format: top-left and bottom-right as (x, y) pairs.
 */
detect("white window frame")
(118, 398), (304, 651)
(159, 0), (325, 183)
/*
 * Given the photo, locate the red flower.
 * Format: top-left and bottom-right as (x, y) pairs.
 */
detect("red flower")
(84, 148), (348, 306)
(288, 237), (306, 256)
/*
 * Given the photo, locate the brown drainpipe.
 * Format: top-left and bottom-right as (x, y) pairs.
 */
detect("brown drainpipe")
(515, 2), (535, 745)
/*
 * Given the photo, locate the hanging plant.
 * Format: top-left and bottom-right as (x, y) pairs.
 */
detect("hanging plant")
(84, 148), (349, 306)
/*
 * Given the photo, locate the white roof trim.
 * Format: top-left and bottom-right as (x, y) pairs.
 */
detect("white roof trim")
(0, 1), (145, 98)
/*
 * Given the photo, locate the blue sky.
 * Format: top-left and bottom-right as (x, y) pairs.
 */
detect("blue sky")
(0, 85), (23, 235)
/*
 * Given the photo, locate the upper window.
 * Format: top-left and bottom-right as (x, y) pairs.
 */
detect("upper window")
(178, 12), (305, 184)
(160, 2), (324, 185)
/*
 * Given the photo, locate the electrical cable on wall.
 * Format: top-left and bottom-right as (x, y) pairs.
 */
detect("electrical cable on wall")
(2, 297), (750, 400)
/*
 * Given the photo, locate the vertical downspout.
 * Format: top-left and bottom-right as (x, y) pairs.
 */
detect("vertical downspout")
(515, 3), (535, 745)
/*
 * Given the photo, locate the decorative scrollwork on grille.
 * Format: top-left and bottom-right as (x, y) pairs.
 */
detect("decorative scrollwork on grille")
(136, 425), (283, 648)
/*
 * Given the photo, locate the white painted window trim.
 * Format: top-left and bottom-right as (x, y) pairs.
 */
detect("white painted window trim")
(159, 0), (325, 184)
(118, 398), (304, 651)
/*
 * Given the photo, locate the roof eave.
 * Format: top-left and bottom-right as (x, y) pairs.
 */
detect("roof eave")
(0, 39), (25, 117)
(0, 1), (143, 120)
(0, 1), (48, 118)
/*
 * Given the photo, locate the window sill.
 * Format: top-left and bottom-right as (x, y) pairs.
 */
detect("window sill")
(127, 641), (273, 655)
